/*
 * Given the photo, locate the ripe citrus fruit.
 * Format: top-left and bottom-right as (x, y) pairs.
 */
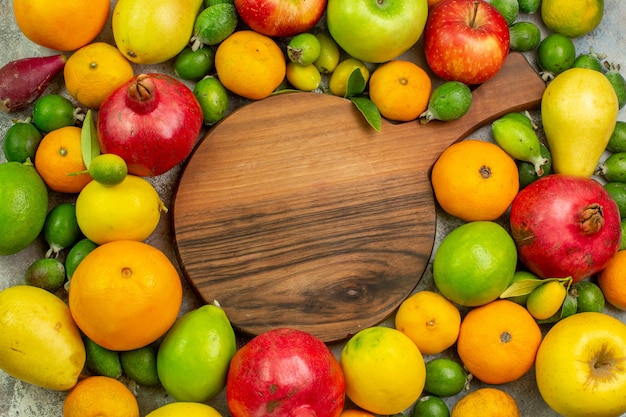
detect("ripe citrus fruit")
(2, 121), (43, 163)
(413, 395), (450, 417)
(394, 290), (461, 355)
(0, 161), (48, 256)
(368, 60), (432, 122)
(541, 0), (603, 38)
(340, 326), (426, 415)
(145, 402), (224, 417)
(64, 42), (135, 109)
(431, 139), (519, 222)
(451, 388), (520, 417)
(68, 240), (183, 351)
(63, 376), (139, 417)
(424, 358), (467, 398)
(598, 250), (626, 310)
(457, 300), (542, 385)
(13, 0), (110, 52)
(328, 58), (370, 97)
(34, 126), (92, 193)
(215, 30), (286, 100)
(87, 153), (128, 186)
(339, 410), (375, 417)
(433, 221), (517, 307)
(32, 94), (77, 133)
(525, 280), (568, 320)
(75, 175), (166, 245)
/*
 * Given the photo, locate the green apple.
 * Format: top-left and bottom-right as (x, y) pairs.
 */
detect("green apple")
(326, 0), (428, 63)
(535, 312), (626, 417)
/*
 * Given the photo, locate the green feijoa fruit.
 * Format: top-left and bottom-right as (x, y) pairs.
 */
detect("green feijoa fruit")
(65, 238), (98, 281)
(174, 46), (215, 81)
(24, 257), (65, 292)
(492, 117), (548, 176)
(509, 21), (541, 52)
(517, 142), (551, 189)
(518, 0), (540, 13)
(596, 152), (626, 183)
(2, 121), (43, 163)
(204, 0), (234, 6)
(191, 3), (238, 49)
(419, 81), (472, 124)
(604, 182), (626, 218)
(287, 33), (322, 66)
(486, 0), (519, 25)
(32, 94), (76, 133)
(0, 161), (48, 256)
(537, 33), (576, 79)
(413, 395), (450, 417)
(571, 281), (605, 313)
(572, 53), (604, 72)
(84, 336), (122, 379)
(604, 62), (626, 110)
(607, 121), (626, 153)
(43, 202), (82, 259)
(500, 111), (535, 129)
(621, 219), (626, 250)
(120, 344), (160, 386)
(424, 358), (467, 398)
(193, 76), (229, 125)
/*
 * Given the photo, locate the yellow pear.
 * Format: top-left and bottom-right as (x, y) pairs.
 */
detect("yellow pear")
(0, 285), (85, 390)
(112, 0), (203, 65)
(541, 68), (619, 177)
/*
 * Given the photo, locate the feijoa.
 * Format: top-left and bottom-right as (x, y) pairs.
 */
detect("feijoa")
(509, 21), (540, 52)
(604, 182), (626, 218)
(492, 117), (548, 176)
(517, 142), (552, 188)
(607, 121), (626, 153)
(604, 61), (626, 110)
(287, 33), (321, 66)
(174, 46), (215, 81)
(596, 153), (626, 183)
(43, 202), (82, 258)
(193, 76), (229, 125)
(65, 238), (98, 282)
(25, 257), (66, 292)
(571, 281), (605, 313)
(84, 336), (122, 378)
(419, 81), (472, 124)
(518, 0), (540, 13)
(2, 121), (43, 163)
(537, 34), (576, 80)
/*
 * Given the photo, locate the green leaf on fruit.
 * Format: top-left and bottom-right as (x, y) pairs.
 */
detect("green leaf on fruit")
(350, 97), (381, 132)
(345, 68), (367, 98)
(500, 276), (572, 298)
(81, 110), (100, 169)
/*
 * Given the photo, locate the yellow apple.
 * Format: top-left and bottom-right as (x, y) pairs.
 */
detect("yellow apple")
(535, 312), (626, 417)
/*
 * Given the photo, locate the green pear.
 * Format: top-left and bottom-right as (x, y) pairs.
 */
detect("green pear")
(541, 68), (619, 177)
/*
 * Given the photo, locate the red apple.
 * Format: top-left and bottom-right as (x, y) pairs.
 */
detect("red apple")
(423, 0), (510, 84)
(226, 328), (345, 417)
(234, 0), (326, 37)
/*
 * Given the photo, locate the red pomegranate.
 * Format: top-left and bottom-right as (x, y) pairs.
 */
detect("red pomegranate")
(226, 328), (345, 417)
(97, 73), (203, 176)
(509, 174), (621, 283)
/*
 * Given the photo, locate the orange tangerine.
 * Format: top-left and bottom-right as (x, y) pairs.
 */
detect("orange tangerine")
(451, 388), (521, 417)
(431, 139), (519, 222)
(13, 0), (110, 52)
(63, 376), (139, 417)
(598, 250), (626, 310)
(215, 30), (286, 100)
(368, 60), (432, 122)
(68, 240), (183, 351)
(34, 126), (92, 193)
(339, 410), (376, 417)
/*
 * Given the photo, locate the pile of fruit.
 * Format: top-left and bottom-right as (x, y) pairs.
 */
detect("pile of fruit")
(1, 0), (626, 416)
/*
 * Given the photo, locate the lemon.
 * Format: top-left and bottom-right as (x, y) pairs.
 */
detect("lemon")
(526, 280), (568, 320)
(541, 0), (603, 38)
(340, 326), (426, 415)
(75, 174), (167, 245)
(329, 58), (370, 97)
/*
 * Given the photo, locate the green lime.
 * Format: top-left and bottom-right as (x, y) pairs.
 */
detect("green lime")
(194, 76), (229, 125)
(509, 21), (541, 52)
(286, 62), (321, 92)
(537, 33), (576, 78)
(287, 33), (322, 66)
(192, 3), (238, 49)
(120, 344), (160, 386)
(43, 202), (82, 258)
(517, 142), (552, 189)
(486, 0), (519, 25)
(607, 121), (626, 153)
(424, 358), (467, 398)
(413, 395), (450, 417)
(88, 153), (128, 186)
(518, 0), (540, 13)
(32, 94), (76, 133)
(84, 336), (122, 379)
(24, 257), (66, 292)
(433, 221), (518, 307)
(65, 238), (98, 281)
(572, 280), (605, 313)
(419, 81), (472, 124)
(0, 161), (48, 256)
(174, 45), (215, 81)
(604, 182), (626, 218)
(2, 121), (43, 163)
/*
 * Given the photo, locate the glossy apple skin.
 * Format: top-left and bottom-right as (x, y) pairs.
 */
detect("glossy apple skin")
(234, 0), (326, 37)
(509, 174), (621, 283)
(536, 312), (626, 417)
(226, 328), (345, 417)
(327, 0), (428, 63)
(424, 0), (510, 84)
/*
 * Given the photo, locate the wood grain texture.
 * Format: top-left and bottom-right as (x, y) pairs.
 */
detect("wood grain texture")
(173, 52), (546, 342)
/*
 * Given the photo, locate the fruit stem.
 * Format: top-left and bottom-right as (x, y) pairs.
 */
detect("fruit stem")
(470, 1), (480, 28)
(578, 203), (604, 235)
